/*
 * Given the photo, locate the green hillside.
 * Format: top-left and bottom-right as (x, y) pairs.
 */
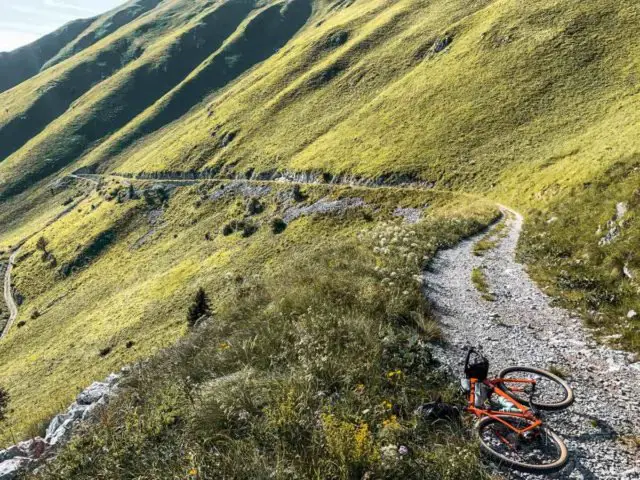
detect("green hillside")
(0, 0), (638, 476)
(0, 18), (95, 94)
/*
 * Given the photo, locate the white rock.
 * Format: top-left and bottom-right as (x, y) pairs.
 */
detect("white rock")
(105, 373), (120, 386)
(0, 457), (31, 480)
(627, 310), (637, 319)
(77, 381), (110, 405)
(46, 416), (75, 446)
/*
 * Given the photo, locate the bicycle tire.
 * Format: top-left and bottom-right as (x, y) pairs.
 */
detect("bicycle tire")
(497, 366), (574, 411)
(476, 415), (569, 474)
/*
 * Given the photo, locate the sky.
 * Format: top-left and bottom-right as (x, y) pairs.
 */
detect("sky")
(0, 0), (125, 52)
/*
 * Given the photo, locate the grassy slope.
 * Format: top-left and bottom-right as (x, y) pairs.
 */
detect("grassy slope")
(99, 0), (638, 186)
(0, 0), (274, 199)
(41, 0), (164, 70)
(97, 0), (639, 348)
(0, 0), (637, 470)
(0, 178), (495, 463)
(0, 18), (95, 94)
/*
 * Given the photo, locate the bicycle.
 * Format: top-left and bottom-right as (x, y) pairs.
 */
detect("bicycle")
(462, 347), (574, 473)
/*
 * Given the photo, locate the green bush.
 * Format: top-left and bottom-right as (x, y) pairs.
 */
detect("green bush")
(0, 386), (8, 423)
(270, 217), (287, 234)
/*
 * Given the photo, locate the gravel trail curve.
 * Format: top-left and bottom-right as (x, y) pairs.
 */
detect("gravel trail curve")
(1, 248), (20, 338)
(424, 208), (640, 479)
(1, 175), (98, 340)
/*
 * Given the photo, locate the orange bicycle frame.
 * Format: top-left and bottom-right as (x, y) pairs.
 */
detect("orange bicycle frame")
(467, 377), (543, 434)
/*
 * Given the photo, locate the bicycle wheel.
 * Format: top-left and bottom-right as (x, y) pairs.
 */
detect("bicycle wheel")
(497, 366), (574, 411)
(477, 415), (568, 474)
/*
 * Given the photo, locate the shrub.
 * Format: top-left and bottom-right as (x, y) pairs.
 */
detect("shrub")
(246, 198), (264, 215)
(222, 220), (259, 237)
(270, 217), (287, 234)
(292, 184), (307, 202)
(30, 310), (40, 320)
(36, 236), (49, 256)
(0, 386), (9, 423)
(187, 287), (211, 327)
(99, 346), (112, 357)
(128, 184), (137, 200)
(222, 222), (236, 236)
(241, 221), (258, 238)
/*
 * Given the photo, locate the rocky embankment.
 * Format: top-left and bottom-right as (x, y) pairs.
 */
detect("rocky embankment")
(0, 373), (120, 479)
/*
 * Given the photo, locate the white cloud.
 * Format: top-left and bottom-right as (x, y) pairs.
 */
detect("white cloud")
(43, 0), (99, 14)
(0, 20), (60, 35)
(10, 4), (77, 21)
(0, 30), (40, 52)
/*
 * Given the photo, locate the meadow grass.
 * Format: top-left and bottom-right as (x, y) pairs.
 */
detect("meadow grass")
(0, 178), (496, 461)
(472, 215), (508, 257)
(1, 0), (638, 354)
(29, 185), (496, 479)
(471, 267), (495, 302)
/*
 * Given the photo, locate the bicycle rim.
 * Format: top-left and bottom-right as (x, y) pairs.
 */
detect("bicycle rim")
(498, 366), (574, 411)
(477, 415), (568, 474)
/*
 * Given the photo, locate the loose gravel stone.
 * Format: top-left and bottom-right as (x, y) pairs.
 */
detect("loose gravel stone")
(424, 208), (640, 480)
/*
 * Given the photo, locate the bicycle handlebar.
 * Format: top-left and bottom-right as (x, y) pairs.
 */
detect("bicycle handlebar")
(464, 347), (476, 371)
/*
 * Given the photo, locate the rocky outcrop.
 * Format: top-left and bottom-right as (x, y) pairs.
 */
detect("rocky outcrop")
(597, 201), (628, 246)
(283, 197), (366, 223)
(0, 373), (120, 479)
(108, 168), (437, 189)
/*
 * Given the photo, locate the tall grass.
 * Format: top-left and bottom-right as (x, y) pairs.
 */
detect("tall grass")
(36, 212), (493, 479)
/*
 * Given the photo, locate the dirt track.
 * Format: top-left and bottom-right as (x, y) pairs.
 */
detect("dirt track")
(425, 208), (640, 479)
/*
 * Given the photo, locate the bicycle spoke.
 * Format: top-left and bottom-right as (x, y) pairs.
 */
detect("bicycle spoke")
(480, 418), (562, 467)
(503, 372), (566, 404)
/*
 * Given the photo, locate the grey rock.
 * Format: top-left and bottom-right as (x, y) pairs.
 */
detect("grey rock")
(0, 370), (123, 478)
(0, 457), (31, 480)
(393, 207), (423, 224)
(283, 197), (366, 223)
(77, 381), (110, 405)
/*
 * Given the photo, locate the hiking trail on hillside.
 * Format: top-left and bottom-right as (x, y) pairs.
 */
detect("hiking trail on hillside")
(1, 249), (20, 338)
(425, 208), (640, 479)
(1, 175), (98, 339)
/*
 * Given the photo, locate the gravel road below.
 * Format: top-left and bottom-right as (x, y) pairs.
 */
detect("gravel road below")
(424, 208), (640, 479)
(1, 249), (19, 338)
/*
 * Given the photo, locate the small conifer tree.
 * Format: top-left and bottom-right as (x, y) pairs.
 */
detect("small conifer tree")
(0, 386), (9, 423)
(36, 236), (49, 254)
(187, 287), (211, 327)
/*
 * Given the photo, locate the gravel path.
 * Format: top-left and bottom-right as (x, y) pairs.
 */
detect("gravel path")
(1, 249), (19, 338)
(1, 176), (97, 340)
(424, 208), (640, 479)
